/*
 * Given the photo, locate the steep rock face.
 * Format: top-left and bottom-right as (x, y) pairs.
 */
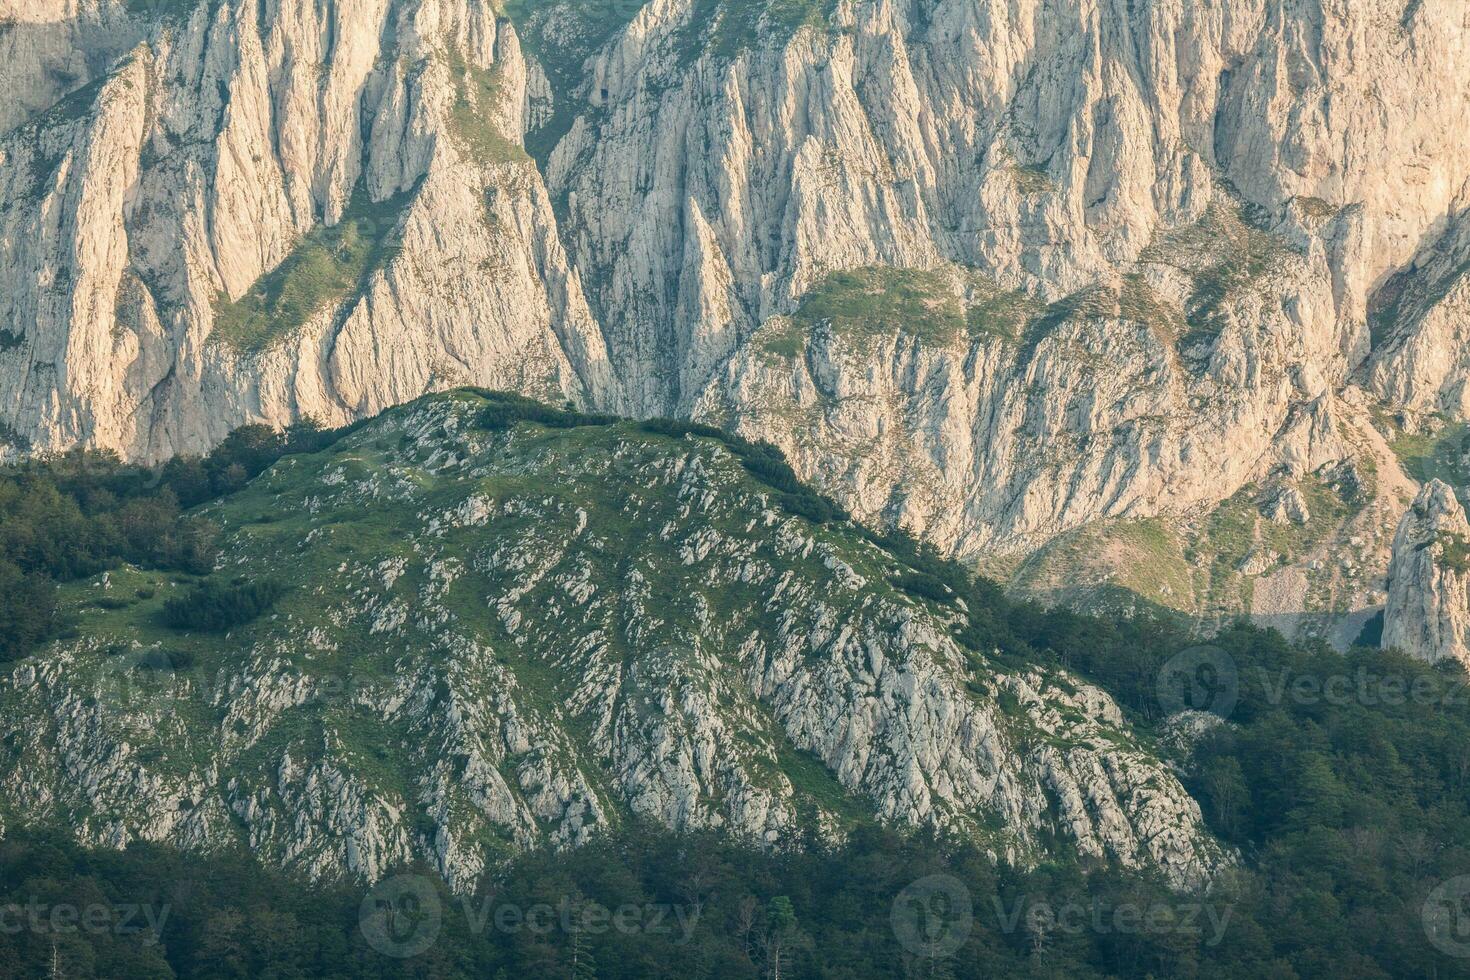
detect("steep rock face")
(1383, 479), (1470, 666)
(0, 0), (618, 460)
(0, 0), (139, 135)
(543, 0), (1470, 612)
(1365, 208), (1470, 415)
(0, 392), (1224, 888)
(693, 234), (1353, 555)
(552, 0), (1467, 378)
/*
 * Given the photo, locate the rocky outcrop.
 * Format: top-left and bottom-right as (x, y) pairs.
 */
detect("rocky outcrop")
(1365, 208), (1470, 416)
(1383, 479), (1470, 666)
(0, 0), (139, 135)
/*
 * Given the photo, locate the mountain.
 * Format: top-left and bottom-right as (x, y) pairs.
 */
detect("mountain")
(3, 0), (1469, 644)
(0, 390), (1224, 889)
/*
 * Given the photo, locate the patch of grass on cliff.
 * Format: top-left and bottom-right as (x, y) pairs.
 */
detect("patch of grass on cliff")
(960, 271), (1039, 342)
(1139, 200), (1294, 353)
(1184, 474), (1356, 610)
(794, 267), (965, 345)
(1295, 196), (1339, 220)
(212, 185), (414, 352)
(444, 50), (530, 165)
(500, 0), (641, 162)
(692, 0), (836, 63)
(1438, 532), (1470, 574)
(752, 316), (808, 358)
(775, 741), (867, 824)
(965, 285), (1038, 342)
(1010, 518), (1193, 612)
(1009, 164), (1055, 194)
(1368, 249), (1470, 349)
(1390, 418), (1470, 490)
(1016, 275), (1186, 353)
(1118, 274), (1188, 343)
(756, 265), (1020, 356)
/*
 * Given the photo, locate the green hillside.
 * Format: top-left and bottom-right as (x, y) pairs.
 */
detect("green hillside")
(0, 390), (1221, 891)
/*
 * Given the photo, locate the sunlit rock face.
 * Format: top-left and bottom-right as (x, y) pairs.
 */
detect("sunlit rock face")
(1384, 480), (1470, 667)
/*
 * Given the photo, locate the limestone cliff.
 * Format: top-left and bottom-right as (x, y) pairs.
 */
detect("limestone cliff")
(0, 0), (618, 460)
(1383, 479), (1470, 666)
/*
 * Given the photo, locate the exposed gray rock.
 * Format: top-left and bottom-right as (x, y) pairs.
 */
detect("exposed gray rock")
(0, 393), (1227, 889)
(1383, 480), (1470, 666)
(1270, 486), (1312, 527)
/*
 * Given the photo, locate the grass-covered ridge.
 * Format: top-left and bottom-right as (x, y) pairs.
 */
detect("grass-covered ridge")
(771, 265), (1037, 353)
(790, 267), (965, 345)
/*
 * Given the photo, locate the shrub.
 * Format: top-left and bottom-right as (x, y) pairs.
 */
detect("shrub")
(476, 393), (618, 432)
(638, 418), (726, 440)
(162, 579), (286, 632)
(1354, 609), (1385, 649)
(0, 562), (58, 662)
(135, 648), (195, 671)
(775, 491), (843, 524)
(891, 571), (952, 604)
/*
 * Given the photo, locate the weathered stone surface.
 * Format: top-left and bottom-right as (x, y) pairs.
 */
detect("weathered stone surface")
(1383, 479), (1470, 666)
